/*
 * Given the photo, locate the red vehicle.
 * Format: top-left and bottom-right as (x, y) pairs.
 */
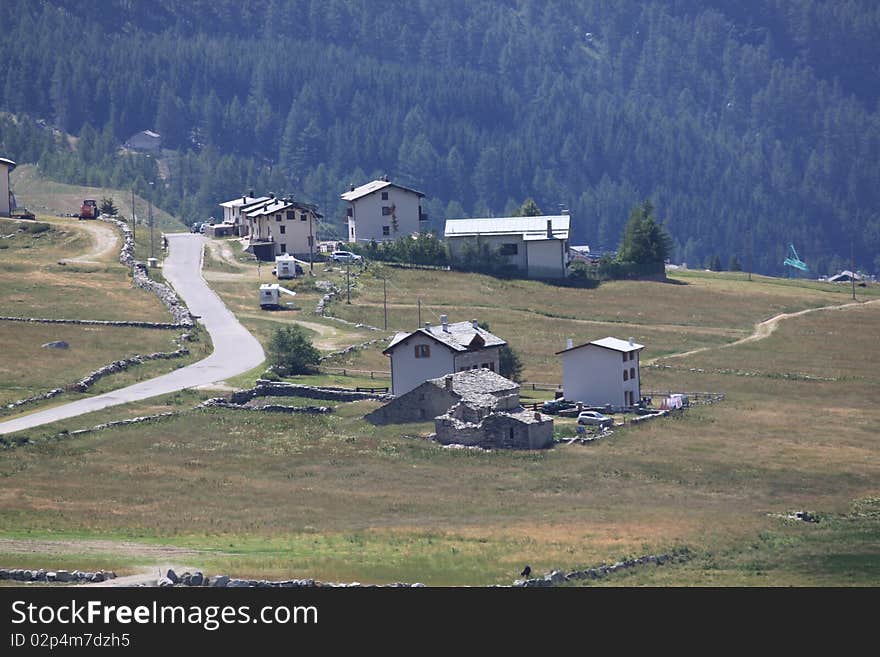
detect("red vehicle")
(79, 199), (98, 220)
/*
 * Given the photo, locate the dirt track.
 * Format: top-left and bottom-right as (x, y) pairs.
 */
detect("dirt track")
(62, 219), (119, 264)
(652, 297), (880, 364)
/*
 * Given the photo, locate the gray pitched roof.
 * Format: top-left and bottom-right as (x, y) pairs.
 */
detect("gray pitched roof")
(426, 368), (518, 398)
(556, 336), (644, 355)
(384, 320), (506, 354)
(341, 179), (425, 202)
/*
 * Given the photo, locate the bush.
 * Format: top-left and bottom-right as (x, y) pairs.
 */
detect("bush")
(267, 325), (321, 376)
(24, 222), (50, 234)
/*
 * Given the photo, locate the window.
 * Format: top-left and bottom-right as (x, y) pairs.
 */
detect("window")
(382, 226), (390, 236)
(280, 243), (286, 253)
(276, 214), (281, 222)
(481, 363), (489, 369)
(347, 207), (353, 217)
(381, 191), (389, 200)
(286, 211), (295, 220)
(415, 344), (430, 358)
(489, 362), (495, 372)
(630, 367), (635, 379)
(623, 369), (629, 381)
(301, 213), (307, 221)
(382, 206), (392, 216)
(279, 225), (285, 234)
(622, 353), (627, 363)
(499, 243), (518, 256)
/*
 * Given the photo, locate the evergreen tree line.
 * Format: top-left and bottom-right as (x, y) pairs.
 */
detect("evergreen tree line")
(1, 0), (879, 275)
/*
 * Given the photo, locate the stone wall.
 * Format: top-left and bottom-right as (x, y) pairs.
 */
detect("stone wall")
(229, 380), (390, 404)
(0, 568), (116, 583)
(0, 316), (182, 329)
(513, 551), (690, 587)
(200, 398), (333, 414)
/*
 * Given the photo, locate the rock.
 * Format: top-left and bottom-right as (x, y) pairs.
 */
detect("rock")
(157, 576), (174, 587)
(226, 579), (250, 588)
(54, 570), (72, 583)
(189, 572), (204, 586)
(42, 341), (69, 349)
(46, 571), (57, 582)
(165, 568), (179, 584)
(549, 570), (568, 584)
(92, 572), (105, 583)
(181, 574), (192, 586)
(211, 575), (230, 588)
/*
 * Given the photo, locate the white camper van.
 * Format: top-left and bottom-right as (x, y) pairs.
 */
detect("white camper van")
(259, 283), (297, 309)
(275, 254), (299, 280)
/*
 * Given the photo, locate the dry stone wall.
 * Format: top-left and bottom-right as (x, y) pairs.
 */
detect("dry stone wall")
(0, 568), (116, 583)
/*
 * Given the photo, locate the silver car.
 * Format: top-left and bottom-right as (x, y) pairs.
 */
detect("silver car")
(577, 411), (613, 428)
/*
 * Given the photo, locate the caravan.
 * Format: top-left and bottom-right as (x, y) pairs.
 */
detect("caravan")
(259, 284), (297, 309)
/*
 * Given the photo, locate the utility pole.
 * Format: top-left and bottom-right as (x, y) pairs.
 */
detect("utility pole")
(383, 276), (387, 330)
(851, 239), (856, 301)
(308, 211), (315, 275)
(346, 257), (351, 304)
(148, 181), (155, 260)
(417, 298), (421, 327)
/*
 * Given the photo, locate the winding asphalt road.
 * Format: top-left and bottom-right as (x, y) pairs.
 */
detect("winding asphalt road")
(0, 233), (265, 435)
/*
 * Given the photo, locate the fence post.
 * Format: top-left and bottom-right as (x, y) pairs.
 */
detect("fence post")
(371, 371), (374, 379)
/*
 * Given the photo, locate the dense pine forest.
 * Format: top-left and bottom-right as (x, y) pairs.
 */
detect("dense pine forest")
(1, 0), (879, 275)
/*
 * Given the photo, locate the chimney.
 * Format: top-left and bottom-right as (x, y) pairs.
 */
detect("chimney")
(350, 183), (355, 192)
(472, 319), (479, 330)
(270, 193), (275, 199)
(445, 375), (453, 390)
(628, 337), (634, 346)
(424, 321), (431, 330)
(440, 314), (449, 332)
(242, 196), (246, 203)
(383, 174), (390, 182)
(547, 219), (553, 238)
(249, 189), (254, 197)
(567, 338), (573, 350)
(534, 412), (542, 421)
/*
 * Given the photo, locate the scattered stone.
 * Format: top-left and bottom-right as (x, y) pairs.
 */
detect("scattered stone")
(41, 341), (69, 349)
(165, 568), (179, 584)
(157, 576), (174, 587)
(54, 570), (72, 583)
(189, 572), (204, 586)
(211, 575), (230, 588)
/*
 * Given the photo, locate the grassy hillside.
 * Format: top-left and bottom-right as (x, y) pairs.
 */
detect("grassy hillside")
(0, 213), (209, 417)
(0, 256), (876, 585)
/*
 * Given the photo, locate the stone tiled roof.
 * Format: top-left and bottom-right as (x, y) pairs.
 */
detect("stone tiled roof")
(426, 368), (518, 400)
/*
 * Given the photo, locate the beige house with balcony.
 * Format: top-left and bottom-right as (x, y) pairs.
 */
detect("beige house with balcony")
(341, 176), (426, 243)
(245, 198), (321, 261)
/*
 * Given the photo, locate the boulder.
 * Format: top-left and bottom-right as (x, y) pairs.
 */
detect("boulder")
(157, 577), (174, 587)
(211, 575), (230, 588)
(189, 572), (204, 586)
(42, 341), (69, 349)
(226, 579), (250, 588)
(165, 568), (179, 584)
(54, 570), (72, 583)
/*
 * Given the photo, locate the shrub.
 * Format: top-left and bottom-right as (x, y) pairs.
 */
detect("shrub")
(24, 222), (51, 234)
(267, 325), (321, 376)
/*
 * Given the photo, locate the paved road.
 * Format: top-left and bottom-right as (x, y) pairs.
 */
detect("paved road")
(0, 234), (265, 435)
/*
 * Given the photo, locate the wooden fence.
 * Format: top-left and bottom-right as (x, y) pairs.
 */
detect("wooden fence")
(318, 365), (390, 379)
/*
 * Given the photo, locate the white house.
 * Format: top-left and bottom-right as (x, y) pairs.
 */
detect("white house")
(245, 198), (321, 262)
(341, 176), (426, 243)
(219, 193), (271, 236)
(0, 157), (14, 217)
(444, 215), (570, 279)
(556, 336), (644, 408)
(383, 316), (506, 396)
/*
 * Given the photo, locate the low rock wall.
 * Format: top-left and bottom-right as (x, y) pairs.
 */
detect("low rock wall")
(0, 568), (116, 583)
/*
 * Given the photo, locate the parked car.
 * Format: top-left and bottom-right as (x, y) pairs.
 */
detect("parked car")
(190, 222), (203, 233)
(577, 411), (613, 428)
(330, 250), (363, 263)
(541, 398), (574, 414)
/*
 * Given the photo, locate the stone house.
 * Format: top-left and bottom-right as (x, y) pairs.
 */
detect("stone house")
(341, 176), (427, 243)
(124, 129), (162, 152)
(383, 316), (505, 396)
(557, 336), (644, 408)
(365, 368), (520, 425)
(366, 368), (554, 450)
